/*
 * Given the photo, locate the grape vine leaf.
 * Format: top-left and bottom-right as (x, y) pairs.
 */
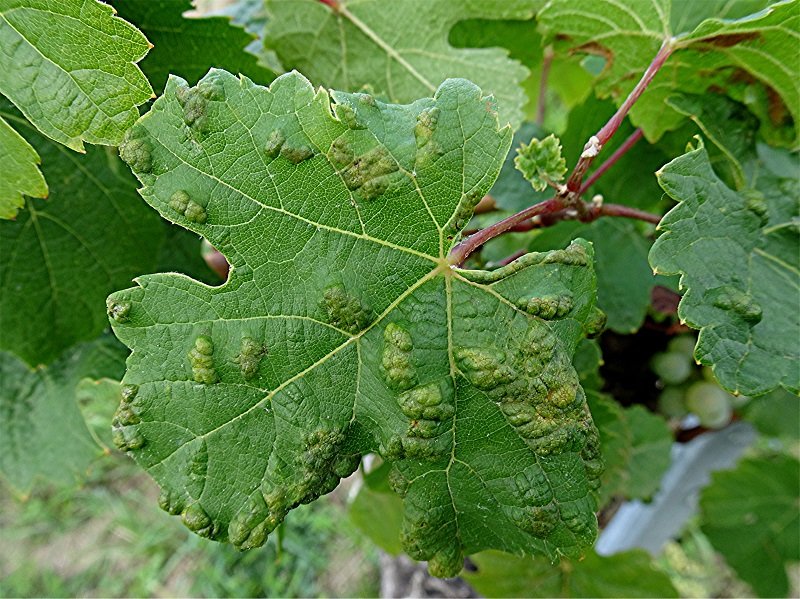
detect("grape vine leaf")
(112, 0), (276, 94)
(699, 453), (800, 597)
(649, 139), (800, 396)
(586, 393), (673, 503)
(464, 548), (678, 598)
(0, 106), (164, 367)
(0, 335), (127, 492)
(538, 0), (799, 144)
(263, 0), (540, 128)
(0, 114), (46, 219)
(108, 69), (605, 577)
(741, 388), (800, 439)
(0, 0), (153, 151)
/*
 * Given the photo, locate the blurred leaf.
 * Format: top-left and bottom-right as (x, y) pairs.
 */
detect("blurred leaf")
(0, 336), (127, 492)
(700, 453), (800, 597)
(76, 377), (122, 451)
(449, 18), (593, 129)
(113, 0), (276, 93)
(349, 462), (404, 555)
(465, 548), (678, 598)
(587, 393), (673, 503)
(264, 0), (540, 128)
(0, 107), (164, 367)
(741, 389), (800, 440)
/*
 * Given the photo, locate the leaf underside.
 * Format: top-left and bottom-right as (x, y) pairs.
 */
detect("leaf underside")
(109, 69), (603, 576)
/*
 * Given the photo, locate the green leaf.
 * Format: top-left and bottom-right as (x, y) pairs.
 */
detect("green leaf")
(587, 393), (673, 503)
(530, 220), (656, 334)
(449, 18), (593, 130)
(0, 335), (127, 492)
(0, 114), (46, 219)
(0, 0), (153, 150)
(349, 462), (404, 555)
(538, 0), (798, 144)
(112, 0), (276, 94)
(76, 376), (122, 452)
(0, 108), (164, 367)
(263, 0), (539, 128)
(741, 388), (800, 440)
(464, 549), (679, 598)
(666, 93), (759, 189)
(109, 69), (604, 576)
(515, 134), (566, 191)
(700, 453), (800, 597)
(649, 140), (799, 396)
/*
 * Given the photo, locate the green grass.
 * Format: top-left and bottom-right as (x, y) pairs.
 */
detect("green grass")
(0, 455), (379, 598)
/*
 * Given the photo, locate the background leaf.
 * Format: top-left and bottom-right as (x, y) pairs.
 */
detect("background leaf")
(649, 140), (799, 396)
(538, 0), (797, 144)
(0, 114), (46, 219)
(700, 453), (800, 597)
(0, 0), (152, 150)
(113, 0), (276, 94)
(0, 336), (127, 492)
(0, 106), (164, 367)
(465, 549), (678, 598)
(263, 0), (540, 128)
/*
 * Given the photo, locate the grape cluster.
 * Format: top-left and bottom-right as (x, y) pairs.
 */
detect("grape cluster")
(652, 335), (748, 429)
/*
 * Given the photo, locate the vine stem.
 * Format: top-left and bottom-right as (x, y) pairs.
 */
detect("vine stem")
(536, 45), (554, 127)
(579, 128), (644, 195)
(448, 197), (563, 265)
(566, 40), (674, 192)
(448, 40), (675, 266)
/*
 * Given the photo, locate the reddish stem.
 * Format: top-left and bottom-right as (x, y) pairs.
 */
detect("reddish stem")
(448, 197), (563, 265)
(498, 250), (527, 266)
(579, 128), (644, 195)
(318, 0), (340, 9)
(536, 46), (554, 127)
(567, 41), (674, 192)
(593, 203), (661, 224)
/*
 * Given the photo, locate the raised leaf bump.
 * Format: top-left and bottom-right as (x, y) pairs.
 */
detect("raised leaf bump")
(108, 69), (603, 575)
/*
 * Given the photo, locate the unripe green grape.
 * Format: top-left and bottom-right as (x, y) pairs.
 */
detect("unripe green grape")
(659, 386), (688, 418)
(651, 351), (693, 385)
(685, 382), (733, 429)
(667, 335), (697, 358)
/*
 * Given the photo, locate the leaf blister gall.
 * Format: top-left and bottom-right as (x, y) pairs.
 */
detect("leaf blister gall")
(189, 335), (218, 383)
(321, 285), (374, 333)
(119, 137), (152, 173)
(169, 190), (207, 224)
(235, 336), (266, 380)
(106, 298), (131, 323)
